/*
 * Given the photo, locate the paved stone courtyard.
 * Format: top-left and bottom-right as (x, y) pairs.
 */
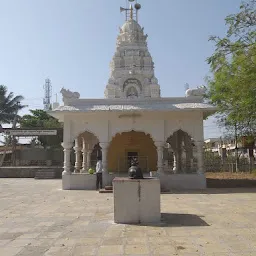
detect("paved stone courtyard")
(0, 179), (256, 256)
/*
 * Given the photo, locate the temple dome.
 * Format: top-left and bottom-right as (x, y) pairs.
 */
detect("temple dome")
(121, 19), (142, 33)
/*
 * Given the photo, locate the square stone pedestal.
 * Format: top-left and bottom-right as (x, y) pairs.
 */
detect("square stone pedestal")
(113, 177), (161, 224)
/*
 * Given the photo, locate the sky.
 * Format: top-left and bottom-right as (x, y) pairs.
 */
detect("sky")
(0, 0), (243, 142)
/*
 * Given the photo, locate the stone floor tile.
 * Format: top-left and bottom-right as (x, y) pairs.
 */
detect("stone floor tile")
(102, 237), (124, 245)
(230, 253), (256, 256)
(10, 227), (32, 233)
(124, 244), (150, 255)
(16, 246), (49, 256)
(54, 238), (80, 247)
(71, 245), (96, 256)
(146, 228), (168, 237)
(44, 246), (73, 256)
(1, 180), (256, 256)
(37, 222), (55, 227)
(125, 236), (148, 245)
(0, 239), (11, 246)
(27, 238), (55, 247)
(228, 241), (254, 252)
(0, 227), (9, 234)
(0, 247), (23, 256)
(39, 232), (62, 239)
(0, 232), (23, 240)
(75, 238), (102, 246)
(123, 230), (147, 237)
(148, 236), (174, 245)
(151, 244), (177, 255)
(18, 233), (40, 239)
(6, 238), (33, 248)
(104, 229), (124, 237)
(98, 245), (123, 255)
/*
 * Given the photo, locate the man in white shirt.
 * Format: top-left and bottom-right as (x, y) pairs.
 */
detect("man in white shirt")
(96, 157), (103, 190)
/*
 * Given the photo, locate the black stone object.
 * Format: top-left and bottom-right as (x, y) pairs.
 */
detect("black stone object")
(128, 157), (144, 179)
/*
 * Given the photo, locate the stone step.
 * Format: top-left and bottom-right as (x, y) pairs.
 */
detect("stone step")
(34, 170), (56, 179)
(105, 186), (113, 191)
(99, 189), (113, 193)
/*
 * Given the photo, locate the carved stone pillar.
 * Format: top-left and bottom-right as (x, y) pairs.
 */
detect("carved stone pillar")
(87, 150), (92, 169)
(100, 142), (109, 173)
(173, 153), (177, 173)
(73, 139), (82, 173)
(81, 138), (87, 173)
(62, 142), (73, 175)
(195, 141), (204, 174)
(155, 142), (164, 173)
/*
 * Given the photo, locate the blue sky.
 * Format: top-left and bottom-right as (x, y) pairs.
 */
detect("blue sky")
(0, 0), (243, 140)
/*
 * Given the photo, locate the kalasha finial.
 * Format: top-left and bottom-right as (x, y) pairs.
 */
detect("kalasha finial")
(120, 1), (142, 22)
(130, 4), (133, 20)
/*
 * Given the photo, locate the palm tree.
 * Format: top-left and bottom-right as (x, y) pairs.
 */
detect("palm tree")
(0, 85), (25, 166)
(0, 85), (25, 124)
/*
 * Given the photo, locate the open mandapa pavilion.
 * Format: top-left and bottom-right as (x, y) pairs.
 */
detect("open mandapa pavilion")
(49, 2), (216, 191)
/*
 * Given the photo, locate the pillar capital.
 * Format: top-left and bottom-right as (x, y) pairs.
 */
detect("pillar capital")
(62, 142), (73, 149)
(99, 142), (109, 150)
(73, 146), (82, 152)
(155, 141), (165, 149)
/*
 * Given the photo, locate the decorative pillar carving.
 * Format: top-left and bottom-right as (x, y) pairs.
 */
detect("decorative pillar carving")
(155, 142), (164, 173)
(195, 141), (204, 174)
(100, 142), (109, 173)
(62, 142), (73, 175)
(81, 138), (87, 173)
(73, 139), (82, 173)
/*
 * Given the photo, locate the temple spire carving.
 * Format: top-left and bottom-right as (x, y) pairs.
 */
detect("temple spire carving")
(104, 1), (161, 99)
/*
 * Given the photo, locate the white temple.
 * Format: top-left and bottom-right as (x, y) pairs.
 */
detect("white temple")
(50, 3), (216, 190)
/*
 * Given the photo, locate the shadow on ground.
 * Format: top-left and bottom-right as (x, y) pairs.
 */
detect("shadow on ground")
(131, 213), (209, 227)
(160, 213), (209, 227)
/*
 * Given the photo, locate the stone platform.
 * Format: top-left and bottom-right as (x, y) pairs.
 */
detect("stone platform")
(113, 177), (161, 224)
(62, 172), (206, 191)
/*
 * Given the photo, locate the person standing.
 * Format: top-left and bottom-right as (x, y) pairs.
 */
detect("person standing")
(96, 157), (103, 190)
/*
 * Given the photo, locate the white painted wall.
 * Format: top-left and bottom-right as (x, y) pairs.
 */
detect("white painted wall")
(63, 111), (204, 145)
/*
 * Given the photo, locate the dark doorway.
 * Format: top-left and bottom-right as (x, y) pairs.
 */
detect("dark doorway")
(127, 152), (138, 168)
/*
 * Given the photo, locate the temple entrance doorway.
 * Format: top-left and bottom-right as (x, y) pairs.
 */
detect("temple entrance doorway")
(127, 151), (138, 169)
(107, 130), (157, 174)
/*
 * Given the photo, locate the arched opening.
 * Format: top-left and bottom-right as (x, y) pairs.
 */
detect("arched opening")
(108, 130), (157, 173)
(73, 131), (99, 173)
(165, 129), (196, 173)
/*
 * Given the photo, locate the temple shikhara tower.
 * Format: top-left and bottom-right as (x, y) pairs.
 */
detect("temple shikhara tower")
(50, 1), (216, 190)
(105, 4), (160, 99)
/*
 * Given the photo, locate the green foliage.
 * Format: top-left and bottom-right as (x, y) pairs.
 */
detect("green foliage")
(88, 168), (95, 174)
(20, 109), (63, 148)
(207, 0), (256, 138)
(0, 85), (26, 124)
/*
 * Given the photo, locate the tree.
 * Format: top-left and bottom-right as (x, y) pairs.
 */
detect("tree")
(19, 109), (63, 148)
(206, 0), (256, 170)
(0, 85), (26, 124)
(208, 0), (256, 66)
(0, 135), (18, 146)
(0, 85), (26, 166)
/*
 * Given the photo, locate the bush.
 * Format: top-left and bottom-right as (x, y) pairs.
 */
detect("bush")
(88, 168), (95, 174)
